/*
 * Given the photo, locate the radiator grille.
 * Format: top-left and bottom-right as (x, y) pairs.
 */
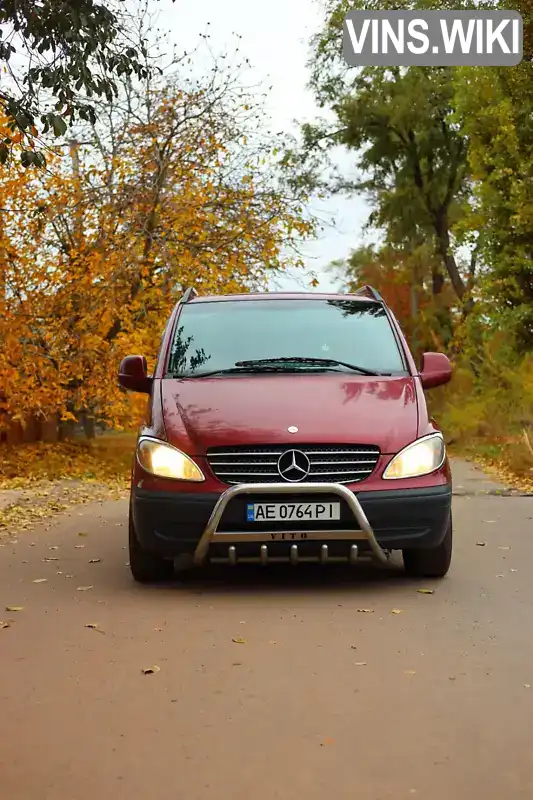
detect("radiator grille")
(206, 444), (380, 485)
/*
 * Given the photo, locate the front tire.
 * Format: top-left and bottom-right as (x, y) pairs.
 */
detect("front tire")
(129, 511), (174, 584)
(402, 513), (452, 579)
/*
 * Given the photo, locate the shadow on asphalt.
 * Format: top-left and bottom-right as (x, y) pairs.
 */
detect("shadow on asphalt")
(125, 557), (435, 597)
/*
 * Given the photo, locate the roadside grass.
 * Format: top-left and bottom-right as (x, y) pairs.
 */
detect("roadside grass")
(0, 432), (137, 488)
(0, 433), (137, 534)
(449, 437), (533, 494)
(430, 369), (533, 494)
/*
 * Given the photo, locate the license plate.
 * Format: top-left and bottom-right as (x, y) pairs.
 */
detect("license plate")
(246, 502), (341, 522)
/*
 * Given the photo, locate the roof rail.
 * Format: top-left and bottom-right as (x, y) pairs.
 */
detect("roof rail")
(353, 284), (383, 302)
(179, 287), (198, 303)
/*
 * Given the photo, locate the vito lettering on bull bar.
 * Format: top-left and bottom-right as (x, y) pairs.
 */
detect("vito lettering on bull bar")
(342, 10), (523, 67)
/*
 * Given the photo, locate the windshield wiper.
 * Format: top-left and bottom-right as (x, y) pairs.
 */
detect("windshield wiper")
(234, 357), (387, 376)
(169, 365), (302, 379)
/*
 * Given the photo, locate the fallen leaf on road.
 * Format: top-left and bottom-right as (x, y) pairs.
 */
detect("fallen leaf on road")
(43, 557), (58, 562)
(496, 574), (505, 578)
(476, 542), (486, 547)
(417, 589), (435, 594)
(89, 559), (101, 564)
(85, 623), (105, 634)
(232, 637), (246, 644)
(355, 662), (367, 666)
(0, 620), (13, 628)
(48, 546), (58, 550)
(449, 676), (456, 681)
(525, 684), (531, 689)
(391, 609), (402, 615)
(74, 545), (84, 549)
(142, 665), (160, 674)
(404, 670), (416, 675)
(350, 645), (357, 650)
(65, 574), (74, 578)
(357, 608), (374, 613)
(268, 640), (276, 645)
(5, 606), (24, 612)
(77, 532), (89, 537)
(77, 586), (93, 592)
(32, 578), (47, 583)
(510, 569), (518, 573)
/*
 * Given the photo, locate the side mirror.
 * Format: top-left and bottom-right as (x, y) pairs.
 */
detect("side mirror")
(419, 352), (452, 390)
(118, 355), (153, 394)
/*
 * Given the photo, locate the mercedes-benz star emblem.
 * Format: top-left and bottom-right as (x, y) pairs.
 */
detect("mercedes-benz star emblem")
(277, 449), (310, 483)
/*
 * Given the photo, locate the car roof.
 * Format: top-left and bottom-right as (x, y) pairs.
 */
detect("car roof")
(183, 292), (382, 304)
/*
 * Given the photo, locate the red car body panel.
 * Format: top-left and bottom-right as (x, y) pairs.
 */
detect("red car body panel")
(160, 374), (418, 454)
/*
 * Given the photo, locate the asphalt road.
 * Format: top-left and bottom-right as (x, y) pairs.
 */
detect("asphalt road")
(1, 459), (532, 800)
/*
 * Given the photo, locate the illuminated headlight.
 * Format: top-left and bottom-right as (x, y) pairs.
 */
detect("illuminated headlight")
(137, 439), (204, 481)
(382, 434), (445, 480)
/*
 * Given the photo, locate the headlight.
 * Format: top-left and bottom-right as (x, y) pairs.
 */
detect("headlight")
(137, 438), (205, 481)
(382, 434), (445, 480)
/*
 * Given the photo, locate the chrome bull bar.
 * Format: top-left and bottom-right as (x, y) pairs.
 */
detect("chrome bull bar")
(192, 482), (389, 566)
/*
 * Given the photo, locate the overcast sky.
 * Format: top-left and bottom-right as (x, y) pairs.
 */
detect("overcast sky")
(154, 0), (370, 291)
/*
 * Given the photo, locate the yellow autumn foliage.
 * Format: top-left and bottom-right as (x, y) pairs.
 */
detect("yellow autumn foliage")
(0, 82), (315, 435)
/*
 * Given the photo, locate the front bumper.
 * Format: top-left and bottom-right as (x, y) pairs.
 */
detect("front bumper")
(131, 482), (452, 566)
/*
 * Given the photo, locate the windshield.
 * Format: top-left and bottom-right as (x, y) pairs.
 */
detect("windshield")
(166, 298), (407, 377)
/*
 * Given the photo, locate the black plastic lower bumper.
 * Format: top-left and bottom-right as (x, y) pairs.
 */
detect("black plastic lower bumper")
(131, 484), (452, 558)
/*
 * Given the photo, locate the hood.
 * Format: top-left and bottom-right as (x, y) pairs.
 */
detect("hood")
(160, 373), (419, 455)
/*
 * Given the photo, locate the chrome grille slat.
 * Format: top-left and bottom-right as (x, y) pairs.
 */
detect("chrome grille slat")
(207, 443), (380, 486)
(209, 461), (280, 467)
(309, 459), (377, 466)
(215, 471), (282, 477)
(209, 449), (379, 457)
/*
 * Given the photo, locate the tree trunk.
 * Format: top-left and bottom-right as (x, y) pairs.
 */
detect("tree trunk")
(6, 419), (23, 445)
(82, 413), (96, 440)
(431, 264), (445, 296)
(41, 415), (59, 443)
(59, 419), (76, 441)
(433, 211), (467, 301)
(22, 415), (40, 443)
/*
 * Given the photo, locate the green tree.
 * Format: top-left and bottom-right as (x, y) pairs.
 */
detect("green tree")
(454, 0), (533, 347)
(287, 0), (504, 318)
(0, 0), (160, 165)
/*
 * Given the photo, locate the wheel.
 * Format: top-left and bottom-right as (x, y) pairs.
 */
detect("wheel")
(129, 510), (174, 584)
(402, 513), (452, 579)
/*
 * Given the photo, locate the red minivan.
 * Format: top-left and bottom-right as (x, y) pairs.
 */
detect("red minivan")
(119, 285), (453, 583)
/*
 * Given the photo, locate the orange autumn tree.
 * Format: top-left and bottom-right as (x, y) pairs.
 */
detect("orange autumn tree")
(0, 126), (75, 433)
(0, 62), (315, 437)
